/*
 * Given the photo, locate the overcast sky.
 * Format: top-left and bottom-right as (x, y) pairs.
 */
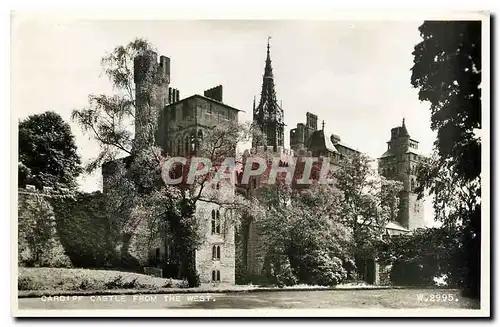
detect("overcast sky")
(11, 18), (438, 225)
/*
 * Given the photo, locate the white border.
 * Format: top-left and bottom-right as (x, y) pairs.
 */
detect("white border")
(7, 8), (492, 319)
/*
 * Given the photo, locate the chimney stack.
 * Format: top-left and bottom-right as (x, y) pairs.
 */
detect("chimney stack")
(168, 88), (181, 103)
(203, 85), (223, 102)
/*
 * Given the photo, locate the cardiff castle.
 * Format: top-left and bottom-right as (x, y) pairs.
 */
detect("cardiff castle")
(101, 40), (425, 285)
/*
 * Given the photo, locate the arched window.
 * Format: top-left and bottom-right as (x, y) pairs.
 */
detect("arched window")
(212, 270), (216, 281)
(216, 210), (221, 234)
(211, 210), (216, 234)
(190, 133), (196, 152)
(212, 245), (221, 260)
(177, 138), (181, 156)
(216, 270), (220, 281)
(197, 130), (203, 144)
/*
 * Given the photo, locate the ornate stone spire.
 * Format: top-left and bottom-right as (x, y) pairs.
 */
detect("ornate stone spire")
(253, 37), (285, 148)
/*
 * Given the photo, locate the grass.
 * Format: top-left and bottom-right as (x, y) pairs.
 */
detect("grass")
(18, 267), (187, 292)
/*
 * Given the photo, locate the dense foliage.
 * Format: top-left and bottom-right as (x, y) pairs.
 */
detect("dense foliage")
(411, 21), (481, 298)
(377, 227), (463, 286)
(51, 191), (119, 268)
(245, 153), (403, 286)
(18, 111), (82, 190)
(18, 193), (72, 268)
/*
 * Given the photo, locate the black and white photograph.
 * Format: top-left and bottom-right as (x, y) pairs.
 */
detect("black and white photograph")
(10, 11), (490, 317)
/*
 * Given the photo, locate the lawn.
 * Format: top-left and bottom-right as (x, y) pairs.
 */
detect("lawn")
(18, 267), (186, 293)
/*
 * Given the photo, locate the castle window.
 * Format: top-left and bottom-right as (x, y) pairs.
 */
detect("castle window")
(190, 133), (196, 152)
(184, 136), (189, 155)
(216, 210), (221, 234)
(197, 130), (203, 145)
(211, 210), (221, 234)
(212, 245), (221, 260)
(211, 210), (216, 233)
(212, 270), (220, 282)
(177, 138), (181, 155)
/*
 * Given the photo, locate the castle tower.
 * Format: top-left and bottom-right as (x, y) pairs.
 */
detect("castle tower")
(252, 37), (285, 150)
(133, 51), (170, 151)
(378, 119), (425, 230)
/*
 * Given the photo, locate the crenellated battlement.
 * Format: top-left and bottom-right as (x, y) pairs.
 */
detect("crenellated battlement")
(133, 51), (170, 85)
(133, 51), (171, 151)
(244, 145), (295, 157)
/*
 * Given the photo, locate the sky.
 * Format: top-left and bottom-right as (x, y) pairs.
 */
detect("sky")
(11, 18), (438, 226)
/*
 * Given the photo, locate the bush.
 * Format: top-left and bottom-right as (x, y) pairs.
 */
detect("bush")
(18, 267), (187, 291)
(390, 259), (439, 286)
(301, 251), (347, 286)
(263, 254), (298, 287)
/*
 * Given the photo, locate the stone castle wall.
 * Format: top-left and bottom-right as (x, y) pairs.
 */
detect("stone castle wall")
(195, 184), (236, 284)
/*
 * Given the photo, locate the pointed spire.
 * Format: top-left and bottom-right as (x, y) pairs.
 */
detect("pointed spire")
(253, 37), (284, 148)
(400, 117), (410, 137)
(264, 36), (274, 79)
(256, 37), (279, 117)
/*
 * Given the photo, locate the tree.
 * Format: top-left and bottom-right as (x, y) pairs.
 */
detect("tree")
(18, 111), (82, 190)
(411, 21), (481, 298)
(252, 181), (352, 286)
(332, 153), (403, 273)
(71, 38), (154, 172)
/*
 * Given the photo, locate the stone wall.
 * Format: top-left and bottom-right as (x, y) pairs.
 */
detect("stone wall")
(407, 193), (425, 230)
(195, 200), (236, 284)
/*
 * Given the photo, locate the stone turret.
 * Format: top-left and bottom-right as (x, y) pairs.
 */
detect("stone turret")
(133, 51), (170, 151)
(378, 119), (425, 231)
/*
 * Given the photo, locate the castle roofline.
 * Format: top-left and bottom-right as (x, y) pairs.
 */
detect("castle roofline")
(335, 141), (360, 153)
(308, 130), (338, 153)
(165, 94), (245, 113)
(379, 150), (395, 159)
